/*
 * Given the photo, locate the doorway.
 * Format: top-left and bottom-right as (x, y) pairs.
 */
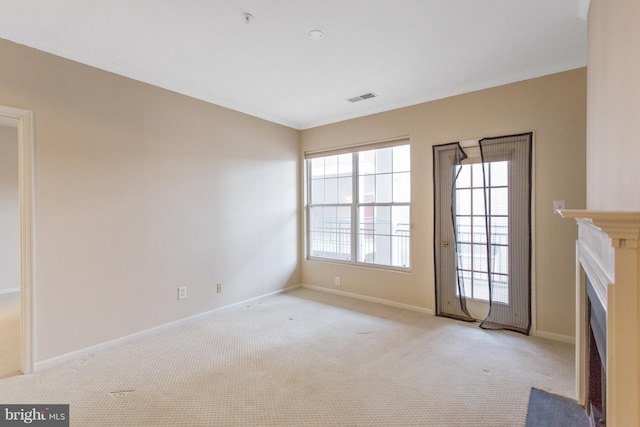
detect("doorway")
(0, 118), (20, 378)
(451, 160), (511, 321)
(0, 105), (35, 376)
(433, 134), (533, 334)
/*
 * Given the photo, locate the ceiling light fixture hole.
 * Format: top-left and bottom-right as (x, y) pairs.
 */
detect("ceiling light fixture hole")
(242, 13), (253, 24)
(307, 30), (324, 41)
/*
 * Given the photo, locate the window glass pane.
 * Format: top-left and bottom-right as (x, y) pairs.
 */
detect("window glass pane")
(473, 243), (488, 272)
(471, 163), (484, 188)
(393, 145), (410, 172)
(309, 206), (323, 232)
(357, 206), (373, 261)
(336, 206), (351, 261)
(455, 189), (471, 215)
(309, 231), (322, 257)
(374, 206), (391, 235)
(374, 235), (391, 265)
(491, 245), (508, 274)
(456, 243), (471, 270)
(324, 178), (338, 204)
(490, 187), (508, 216)
(455, 216), (471, 243)
(311, 179), (325, 204)
(490, 217), (508, 245)
(359, 150), (375, 175)
(375, 174), (392, 203)
(358, 206), (374, 234)
(322, 232), (334, 252)
(323, 206), (337, 227)
(392, 235), (410, 268)
(393, 172), (410, 203)
(376, 147), (393, 174)
(459, 271), (472, 298)
(455, 164), (470, 188)
(472, 216), (487, 244)
(491, 274), (509, 304)
(338, 177), (352, 203)
(359, 175), (375, 203)
(358, 228), (374, 263)
(324, 155), (338, 178)
(308, 206), (352, 261)
(472, 188), (485, 215)
(392, 206), (410, 236)
(310, 157), (325, 178)
(309, 207), (330, 256)
(336, 206), (351, 227)
(338, 153), (353, 176)
(473, 272), (489, 300)
(490, 161), (508, 187)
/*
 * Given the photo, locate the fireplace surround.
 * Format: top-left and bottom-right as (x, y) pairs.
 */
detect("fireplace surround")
(560, 210), (640, 426)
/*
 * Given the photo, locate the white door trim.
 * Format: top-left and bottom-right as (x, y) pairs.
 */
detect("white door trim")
(0, 105), (35, 375)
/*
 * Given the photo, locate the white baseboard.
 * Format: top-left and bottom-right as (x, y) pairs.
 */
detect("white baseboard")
(534, 329), (575, 344)
(37, 283), (567, 370)
(0, 287), (20, 295)
(301, 285), (574, 344)
(300, 283), (434, 315)
(36, 284), (301, 371)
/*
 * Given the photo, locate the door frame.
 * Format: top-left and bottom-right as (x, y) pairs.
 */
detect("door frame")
(0, 105), (35, 375)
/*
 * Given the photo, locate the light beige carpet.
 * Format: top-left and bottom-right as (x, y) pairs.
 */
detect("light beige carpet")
(0, 291), (20, 379)
(0, 288), (574, 426)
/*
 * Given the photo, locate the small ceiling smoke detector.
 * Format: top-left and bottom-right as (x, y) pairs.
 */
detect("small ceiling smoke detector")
(347, 92), (378, 103)
(307, 30), (324, 40)
(242, 13), (253, 24)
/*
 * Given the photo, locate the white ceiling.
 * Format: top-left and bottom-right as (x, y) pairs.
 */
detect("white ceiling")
(0, 1), (587, 130)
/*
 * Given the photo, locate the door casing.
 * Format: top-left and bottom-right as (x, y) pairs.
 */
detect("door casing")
(0, 105), (35, 375)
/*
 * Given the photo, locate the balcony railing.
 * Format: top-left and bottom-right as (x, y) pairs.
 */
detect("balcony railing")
(309, 219), (410, 268)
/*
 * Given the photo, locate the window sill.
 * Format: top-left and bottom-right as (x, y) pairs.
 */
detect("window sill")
(305, 256), (411, 274)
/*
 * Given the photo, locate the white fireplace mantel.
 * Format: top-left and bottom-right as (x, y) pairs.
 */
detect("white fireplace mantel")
(559, 209), (640, 427)
(561, 210), (640, 248)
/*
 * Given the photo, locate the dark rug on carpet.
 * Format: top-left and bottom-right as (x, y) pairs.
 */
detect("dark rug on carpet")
(526, 388), (591, 427)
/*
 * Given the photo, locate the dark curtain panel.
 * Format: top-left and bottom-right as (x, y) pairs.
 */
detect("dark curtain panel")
(478, 133), (532, 334)
(433, 143), (474, 321)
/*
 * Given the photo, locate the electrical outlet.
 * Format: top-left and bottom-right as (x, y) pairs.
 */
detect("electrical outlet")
(334, 276), (341, 286)
(553, 200), (566, 214)
(216, 283), (223, 293)
(178, 287), (187, 300)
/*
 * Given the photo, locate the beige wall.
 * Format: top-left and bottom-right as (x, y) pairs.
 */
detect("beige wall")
(0, 38), (300, 362)
(586, 0), (640, 210)
(0, 125), (20, 293)
(0, 32), (589, 362)
(586, 2), (640, 424)
(301, 69), (587, 338)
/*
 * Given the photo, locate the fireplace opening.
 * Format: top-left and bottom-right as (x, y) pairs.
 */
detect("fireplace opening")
(586, 277), (606, 426)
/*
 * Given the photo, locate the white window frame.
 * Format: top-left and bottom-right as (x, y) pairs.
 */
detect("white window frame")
(453, 160), (510, 304)
(305, 139), (411, 271)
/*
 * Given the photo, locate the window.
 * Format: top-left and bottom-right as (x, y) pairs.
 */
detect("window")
(307, 142), (410, 269)
(454, 161), (509, 303)
(308, 153), (353, 262)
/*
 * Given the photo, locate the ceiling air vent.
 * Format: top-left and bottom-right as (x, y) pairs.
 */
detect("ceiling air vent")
(347, 92), (378, 103)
